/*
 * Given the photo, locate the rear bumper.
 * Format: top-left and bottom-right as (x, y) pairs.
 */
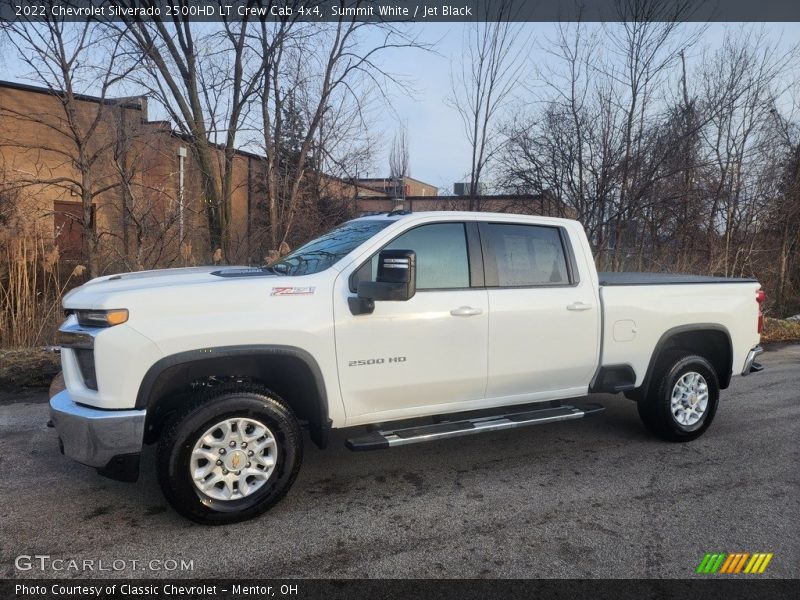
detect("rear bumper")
(741, 345), (764, 376)
(49, 390), (146, 482)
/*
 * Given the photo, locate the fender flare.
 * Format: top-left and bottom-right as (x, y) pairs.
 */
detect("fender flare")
(135, 344), (330, 446)
(639, 323), (733, 397)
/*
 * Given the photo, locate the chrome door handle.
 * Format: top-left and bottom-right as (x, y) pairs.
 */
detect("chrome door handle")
(450, 306), (483, 317)
(566, 302), (593, 311)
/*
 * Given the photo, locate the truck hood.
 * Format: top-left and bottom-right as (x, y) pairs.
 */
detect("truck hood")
(62, 266), (281, 310)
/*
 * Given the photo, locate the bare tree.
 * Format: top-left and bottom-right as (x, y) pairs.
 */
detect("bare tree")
(448, 0), (527, 210)
(769, 106), (800, 314)
(107, 129), (185, 271)
(1, 15), (140, 277)
(257, 16), (428, 250)
(115, 0), (268, 261)
(498, 18), (800, 315)
(389, 123), (410, 179)
(600, 0), (703, 268)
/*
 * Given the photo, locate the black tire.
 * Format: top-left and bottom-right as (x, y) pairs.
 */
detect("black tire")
(156, 385), (302, 524)
(637, 353), (720, 442)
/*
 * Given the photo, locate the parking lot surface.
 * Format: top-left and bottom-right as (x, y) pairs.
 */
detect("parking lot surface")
(1, 344), (798, 579)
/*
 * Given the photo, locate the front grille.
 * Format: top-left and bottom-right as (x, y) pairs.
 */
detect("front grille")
(74, 348), (97, 390)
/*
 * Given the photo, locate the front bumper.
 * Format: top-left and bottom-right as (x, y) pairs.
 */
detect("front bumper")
(741, 345), (764, 376)
(49, 390), (146, 482)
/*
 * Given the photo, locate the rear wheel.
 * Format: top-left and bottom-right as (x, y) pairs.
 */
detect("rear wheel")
(637, 353), (719, 442)
(157, 386), (302, 524)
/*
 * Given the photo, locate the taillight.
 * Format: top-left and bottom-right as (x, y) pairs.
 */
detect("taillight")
(756, 289), (765, 334)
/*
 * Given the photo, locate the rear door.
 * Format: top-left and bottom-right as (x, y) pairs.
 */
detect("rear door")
(480, 221), (599, 402)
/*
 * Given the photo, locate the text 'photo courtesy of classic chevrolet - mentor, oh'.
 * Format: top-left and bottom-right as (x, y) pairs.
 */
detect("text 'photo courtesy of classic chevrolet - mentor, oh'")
(49, 211), (765, 524)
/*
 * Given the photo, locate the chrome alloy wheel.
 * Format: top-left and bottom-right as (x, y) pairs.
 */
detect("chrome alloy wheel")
(670, 371), (709, 427)
(190, 418), (277, 501)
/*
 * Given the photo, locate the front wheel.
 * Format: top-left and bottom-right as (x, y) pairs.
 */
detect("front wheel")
(157, 386), (303, 524)
(637, 353), (720, 442)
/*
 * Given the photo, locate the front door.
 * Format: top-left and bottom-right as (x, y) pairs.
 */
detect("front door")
(334, 222), (488, 425)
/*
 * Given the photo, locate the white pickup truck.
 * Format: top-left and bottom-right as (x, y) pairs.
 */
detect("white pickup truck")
(50, 211), (765, 524)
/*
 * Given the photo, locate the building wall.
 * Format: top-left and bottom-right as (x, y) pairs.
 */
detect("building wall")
(354, 176), (439, 198)
(0, 84), (145, 269)
(0, 82), (261, 269)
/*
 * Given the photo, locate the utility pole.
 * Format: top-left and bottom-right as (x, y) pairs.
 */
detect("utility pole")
(177, 147), (187, 244)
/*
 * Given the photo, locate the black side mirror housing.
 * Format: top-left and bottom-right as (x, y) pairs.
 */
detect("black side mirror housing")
(349, 250), (416, 315)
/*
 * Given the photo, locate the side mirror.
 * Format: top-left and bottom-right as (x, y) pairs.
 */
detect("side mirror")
(349, 250), (416, 315)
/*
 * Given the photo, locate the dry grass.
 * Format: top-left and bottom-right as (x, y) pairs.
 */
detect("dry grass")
(761, 317), (800, 344)
(0, 347), (61, 390)
(0, 217), (83, 347)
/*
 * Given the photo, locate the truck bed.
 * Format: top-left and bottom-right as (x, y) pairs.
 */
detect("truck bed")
(598, 272), (756, 286)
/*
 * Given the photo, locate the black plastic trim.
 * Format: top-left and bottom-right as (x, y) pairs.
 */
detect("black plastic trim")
(136, 345), (329, 447)
(345, 431), (390, 451)
(97, 452), (140, 483)
(560, 228), (581, 285)
(211, 267), (277, 278)
(639, 324), (733, 397)
(598, 272), (757, 286)
(589, 364), (637, 393)
(465, 221), (485, 288)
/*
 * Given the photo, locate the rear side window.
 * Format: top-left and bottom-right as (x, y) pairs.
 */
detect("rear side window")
(484, 224), (570, 286)
(353, 223), (470, 290)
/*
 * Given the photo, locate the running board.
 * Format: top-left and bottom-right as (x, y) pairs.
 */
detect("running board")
(346, 403), (605, 451)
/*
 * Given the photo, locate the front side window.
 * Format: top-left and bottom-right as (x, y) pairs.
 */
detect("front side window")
(484, 224), (570, 286)
(353, 223), (470, 290)
(270, 219), (393, 276)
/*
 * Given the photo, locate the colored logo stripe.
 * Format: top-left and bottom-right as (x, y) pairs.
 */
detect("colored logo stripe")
(698, 552), (773, 574)
(697, 553), (726, 573)
(719, 553), (737, 573)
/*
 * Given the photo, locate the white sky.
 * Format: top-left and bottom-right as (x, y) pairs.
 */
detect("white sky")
(374, 22), (799, 192)
(2, 21), (798, 193)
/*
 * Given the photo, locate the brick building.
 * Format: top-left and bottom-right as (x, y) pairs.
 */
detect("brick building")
(353, 176), (438, 198)
(0, 80), (389, 271)
(0, 80), (263, 269)
(0, 80), (558, 272)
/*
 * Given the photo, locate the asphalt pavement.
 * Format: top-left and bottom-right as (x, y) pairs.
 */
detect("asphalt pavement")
(1, 344), (798, 579)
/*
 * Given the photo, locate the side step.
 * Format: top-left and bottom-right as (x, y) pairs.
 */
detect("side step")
(346, 403), (605, 451)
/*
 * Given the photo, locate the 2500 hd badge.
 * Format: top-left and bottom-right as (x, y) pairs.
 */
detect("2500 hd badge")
(349, 356), (407, 367)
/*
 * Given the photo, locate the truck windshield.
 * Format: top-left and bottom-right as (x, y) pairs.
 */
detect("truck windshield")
(268, 219), (393, 276)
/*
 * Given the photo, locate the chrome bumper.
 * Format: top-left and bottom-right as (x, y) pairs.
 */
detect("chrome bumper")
(741, 345), (764, 376)
(49, 390), (146, 469)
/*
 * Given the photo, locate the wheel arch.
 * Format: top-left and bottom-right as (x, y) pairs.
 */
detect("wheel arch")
(137, 345), (330, 449)
(635, 324), (733, 399)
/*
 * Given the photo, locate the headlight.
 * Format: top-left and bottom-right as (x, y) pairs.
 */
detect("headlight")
(76, 309), (129, 327)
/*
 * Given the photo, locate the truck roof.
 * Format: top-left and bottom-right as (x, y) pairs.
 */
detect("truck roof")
(351, 210), (576, 226)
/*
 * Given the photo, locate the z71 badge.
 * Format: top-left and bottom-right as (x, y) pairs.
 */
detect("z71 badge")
(271, 286), (316, 296)
(348, 356), (407, 367)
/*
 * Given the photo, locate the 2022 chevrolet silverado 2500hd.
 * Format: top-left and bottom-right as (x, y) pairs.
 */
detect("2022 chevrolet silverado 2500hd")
(50, 211), (765, 524)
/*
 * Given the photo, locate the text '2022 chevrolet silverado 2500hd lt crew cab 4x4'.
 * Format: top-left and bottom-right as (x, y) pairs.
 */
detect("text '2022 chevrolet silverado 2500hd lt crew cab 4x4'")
(50, 211), (765, 524)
